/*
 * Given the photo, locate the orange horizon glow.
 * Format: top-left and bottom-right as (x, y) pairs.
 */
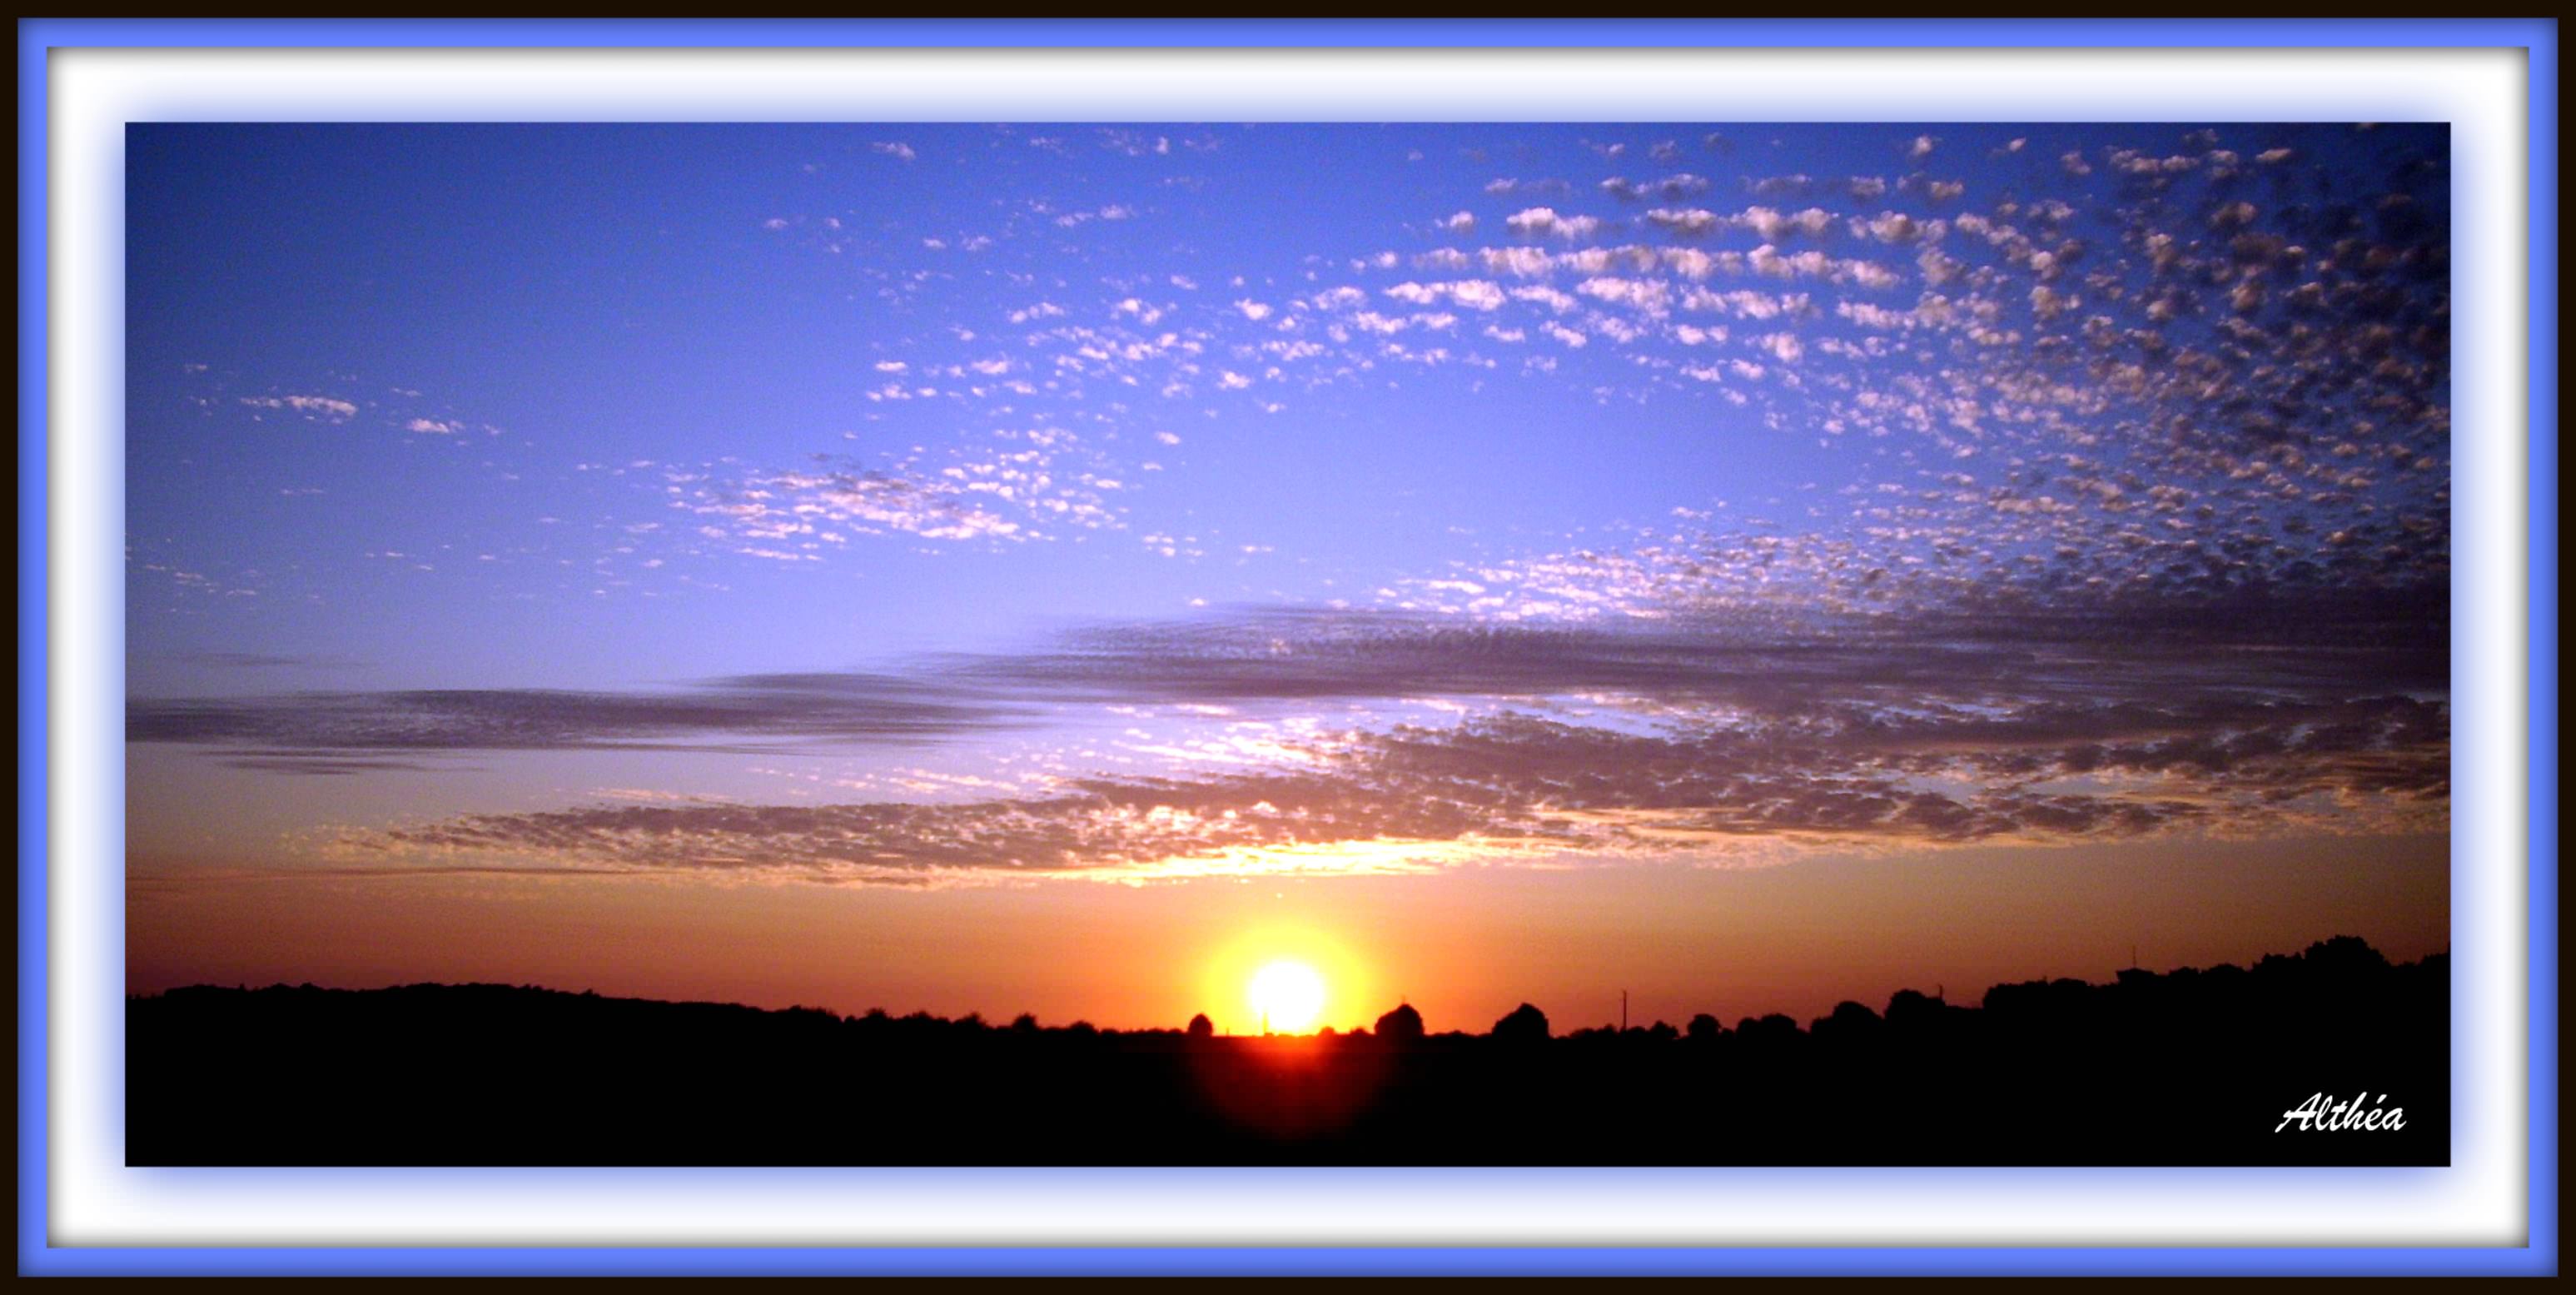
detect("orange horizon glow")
(127, 833), (2449, 1038)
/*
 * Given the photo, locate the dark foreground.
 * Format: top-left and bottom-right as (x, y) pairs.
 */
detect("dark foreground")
(128, 937), (2444, 1167)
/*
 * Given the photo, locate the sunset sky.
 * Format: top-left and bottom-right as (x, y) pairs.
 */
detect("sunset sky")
(125, 122), (2449, 1034)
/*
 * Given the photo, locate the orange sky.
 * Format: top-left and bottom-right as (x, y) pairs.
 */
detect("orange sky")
(129, 830), (2447, 1034)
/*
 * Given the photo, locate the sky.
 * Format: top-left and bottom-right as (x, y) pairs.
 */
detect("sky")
(125, 122), (2450, 1034)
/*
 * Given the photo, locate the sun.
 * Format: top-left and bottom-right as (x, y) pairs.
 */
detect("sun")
(1201, 926), (1372, 1036)
(1246, 959), (1327, 1034)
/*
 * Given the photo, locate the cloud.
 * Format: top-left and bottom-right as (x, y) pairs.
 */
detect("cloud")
(1644, 207), (1720, 237)
(163, 652), (368, 670)
(661, 436), (1126, 554)
(681, 466), (1036, 546)
(187, 555), (2447, 884)
(949, 586), (2444, 714)
(1852, 211), (1933, 244)
(1478, 246), (1562, 278)
(131, 673), (1021, 759)
(1574, 276), (1670, 316)
(221, 757), (473, 776)
(1504, 207), (1604, 241)
(238, 395), (357, 421)
(1757, 331), (1805, 363)
(1600, 173), (1712, 202)
(1738, 206), (1836, 241)
(1385, 280), (1507, 312)
(326, 655), (2445, 884)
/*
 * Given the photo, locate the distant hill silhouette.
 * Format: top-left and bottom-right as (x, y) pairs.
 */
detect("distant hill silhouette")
(127, 936), (2445, 1167)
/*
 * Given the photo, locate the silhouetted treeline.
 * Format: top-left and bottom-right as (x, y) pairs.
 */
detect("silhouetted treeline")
(127, 935), (2444, 1166)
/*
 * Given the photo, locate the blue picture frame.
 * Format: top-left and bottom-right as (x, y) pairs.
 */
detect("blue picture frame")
(17, 17), (2557, 1278)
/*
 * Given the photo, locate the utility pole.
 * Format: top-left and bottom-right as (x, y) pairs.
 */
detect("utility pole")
(1620, 989), (1629, 1034)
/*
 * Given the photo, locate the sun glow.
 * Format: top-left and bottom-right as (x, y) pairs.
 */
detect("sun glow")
(1200, 925), (1374, 1036)
(1246, 959), (1327, 1034)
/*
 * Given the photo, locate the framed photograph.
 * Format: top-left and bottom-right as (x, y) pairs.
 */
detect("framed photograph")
(20, 17), (2556, 1278)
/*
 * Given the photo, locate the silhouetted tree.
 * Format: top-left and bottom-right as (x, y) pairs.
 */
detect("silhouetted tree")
(1374, 1002), (1425, 1044)
(1736, 1013), (1801, 1046)
(1492, 1002), (1549, 1043)
(1811, 1000), (1883, 1044)
(1686, 1013), (1721, 1042)
(1186, 1013), (1214, 1040)
(2305, 934), (2390, 975)
(1884, 989), (1946, 1030)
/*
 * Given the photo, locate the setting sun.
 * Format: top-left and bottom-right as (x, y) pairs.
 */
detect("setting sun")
(1246, 959), (1327, 1034)
(1199, 924), (1375, 1037)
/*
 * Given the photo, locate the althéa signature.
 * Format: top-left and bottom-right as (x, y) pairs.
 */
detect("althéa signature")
(2275, 1093), (2406, 1133)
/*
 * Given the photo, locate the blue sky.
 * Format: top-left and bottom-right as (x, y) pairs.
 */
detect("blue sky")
(123, 122), (2449, 1015)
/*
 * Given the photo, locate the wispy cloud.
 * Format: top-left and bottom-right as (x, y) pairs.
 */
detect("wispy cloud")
(130, 673), (1024, 763)
(177, 576), (2449, 880)
(326, 679), (2444, 884)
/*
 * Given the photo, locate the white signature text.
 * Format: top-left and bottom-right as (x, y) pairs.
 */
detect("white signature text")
(2275, 1092), (2405, 1133)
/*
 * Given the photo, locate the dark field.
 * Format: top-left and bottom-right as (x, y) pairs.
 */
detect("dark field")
(127, 936), (2445, 1167)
